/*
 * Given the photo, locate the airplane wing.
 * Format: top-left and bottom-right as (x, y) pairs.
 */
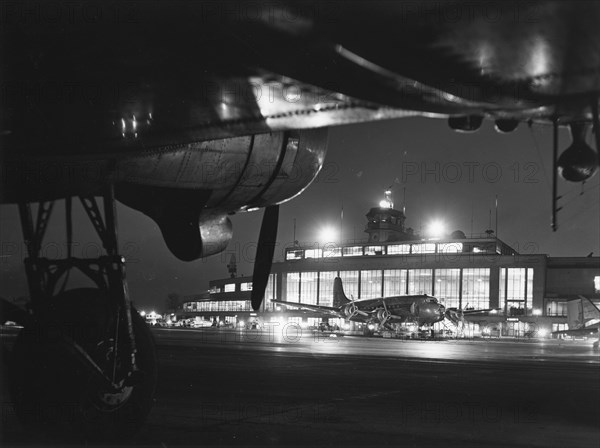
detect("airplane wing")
(5, 1), (600, 167)
(3, 1), (600, 265)
(552, 296), (600, 337)
(552, 327), (600, 337)
(271, 300), (343, 317)
(386, 307), (412, 321)
(463, 308), (503, 316)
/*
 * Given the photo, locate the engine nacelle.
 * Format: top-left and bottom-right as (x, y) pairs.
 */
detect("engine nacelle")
(116, 129), (327, 261)
(448, 115), (483, 133)
(343, 303), (358, 319)
(494, 119), (519, 133)
(375, 308), (390, 323)
(557, 123), (598, 182)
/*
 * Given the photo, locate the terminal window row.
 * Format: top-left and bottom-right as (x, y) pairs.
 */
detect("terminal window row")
(283, 268), (496, 310)
(285, 242), (478, 260)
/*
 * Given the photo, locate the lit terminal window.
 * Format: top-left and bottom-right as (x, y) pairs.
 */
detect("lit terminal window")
(364, 246), (384, 256)
(461, 268), (490, 310)
(387, 244), (410, 255)
(318, 271), (337, 306)
(595, 276), (600, 293)
(338, 270), (359, 298)
(196, 300), (252, 312)
(263, 274), (276, 311)
(343, 246), (363, 257)
(300, 272), (318, 304)
(434, 269), (460, 309)
(286, 249), (304, 260)
(360, 270), (383, 298)
(438, 243), (463, 254)
(411, 243), (436, 254)
(286, 272), (300, 302)
(305, 248), (322, 259)
(383, 269), (407, 296)
(527, 268), (534, 301)
(547, 301), (567, 316)
(408, 269), (433, 295)
(499, 268), (532, 313)
(323, 246), (342, 258)
(224, 283), (236, 293)
(552, 323), (568, 332)
(240, 282), (253, 291)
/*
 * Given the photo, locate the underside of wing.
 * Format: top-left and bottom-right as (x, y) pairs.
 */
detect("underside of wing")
(4, 1), (600, 167)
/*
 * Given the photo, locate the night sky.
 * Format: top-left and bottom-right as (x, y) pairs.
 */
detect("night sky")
(1, 117), (598, 311)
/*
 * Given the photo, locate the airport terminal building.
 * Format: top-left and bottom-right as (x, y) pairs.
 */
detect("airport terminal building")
(180, 199), (600, 338)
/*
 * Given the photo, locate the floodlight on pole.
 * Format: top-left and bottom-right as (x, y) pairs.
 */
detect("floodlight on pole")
(379, 189), (393, 209)
(318, 226), (338, 245)
(427, 219), (446, 239)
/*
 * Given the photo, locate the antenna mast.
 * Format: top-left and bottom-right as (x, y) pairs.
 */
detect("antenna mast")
(495, 194), (498, 237)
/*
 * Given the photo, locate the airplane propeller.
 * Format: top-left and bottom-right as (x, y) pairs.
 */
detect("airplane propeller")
(445, 307), (465, 327)
(345, 295), (369, 319)
(250, 205), (279, 311)
(376, 299), (394, 330)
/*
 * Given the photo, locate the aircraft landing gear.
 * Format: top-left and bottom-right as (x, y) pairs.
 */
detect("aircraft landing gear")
(8, 187), (157, 442)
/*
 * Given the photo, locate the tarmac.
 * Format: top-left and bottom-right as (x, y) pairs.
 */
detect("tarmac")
(2, 327), (599, 447)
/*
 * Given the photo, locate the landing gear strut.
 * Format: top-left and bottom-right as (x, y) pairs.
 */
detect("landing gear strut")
(9, 187), (157, 442)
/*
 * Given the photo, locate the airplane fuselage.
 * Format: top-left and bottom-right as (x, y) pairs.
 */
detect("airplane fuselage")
(343, 295), (446, 327)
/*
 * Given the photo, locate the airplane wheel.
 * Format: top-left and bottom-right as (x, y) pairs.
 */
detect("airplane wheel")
(9, 289), (157, 442)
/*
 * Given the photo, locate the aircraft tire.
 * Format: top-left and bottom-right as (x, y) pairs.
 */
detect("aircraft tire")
(9, 289), (157, 442)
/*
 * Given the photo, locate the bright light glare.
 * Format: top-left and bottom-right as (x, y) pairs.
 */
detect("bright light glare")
(538, 328), (548, 338)
(427, 220), (446, 238)
(319, 226), (337, 244)
(140, 311), (146, 317)
(379, 199), (392, 208)
(533, 309), (542, 316)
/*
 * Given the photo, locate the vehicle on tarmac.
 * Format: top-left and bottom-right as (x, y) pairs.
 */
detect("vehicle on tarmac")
(313, 322), (344, 338)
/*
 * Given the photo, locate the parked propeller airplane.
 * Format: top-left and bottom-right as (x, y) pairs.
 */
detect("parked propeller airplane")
(2, 0), (600, 441)
(552, 296), (600, 349)
(272, 277), (495, 335)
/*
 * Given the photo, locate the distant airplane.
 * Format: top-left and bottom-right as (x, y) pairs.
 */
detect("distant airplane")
(272, 277), (492, 334)
(552, 296), (600, 349)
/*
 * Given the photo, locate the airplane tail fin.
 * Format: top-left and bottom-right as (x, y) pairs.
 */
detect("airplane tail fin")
(566, 299), (584, 330)
(333, 277), (350, 308)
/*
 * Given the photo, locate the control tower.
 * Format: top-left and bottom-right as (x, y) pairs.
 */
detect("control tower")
(364, 190), (414, 242)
